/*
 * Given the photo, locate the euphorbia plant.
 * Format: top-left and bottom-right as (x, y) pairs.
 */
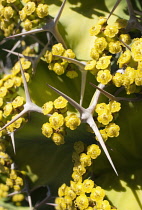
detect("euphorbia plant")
(0, 0), (142, 209)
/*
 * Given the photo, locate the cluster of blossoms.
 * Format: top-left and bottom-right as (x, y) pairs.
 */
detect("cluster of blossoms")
(44, 43), (79, 78)
(55, 141), (118, 210)
(0, 141), (25, 206)
(42, 96), (81, 145)
(85, 17), (142, 95)
(94, 100), (121, 142)
(0, 0), (49, 36)
(0, 57), (32, 135)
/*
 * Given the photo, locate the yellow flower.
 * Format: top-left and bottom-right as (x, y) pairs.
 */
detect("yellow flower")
(83, 179), (94, 193)
(23, 2), (36, 16)
(54, 96), (68, 109)
(89, 24), (102, 36)
(41, 122), (53, 138)
(49, 112), (64, 130)
(85, 60), (96, 71)
(42, 101), (54, 115)
(75, 194), (89, 209)
(95, 103), (108, 115)
(119, 34), (131, 45)
(58, 183), (67, 197)
(135, 70), (142, 86)
(51, 132), (65, 145)
(108, 41), (122, 54)
(66, 70), (78, 79)
(90, 186), (105, 202)
(104, 25), (119, 38)
(44, 50), (53, 63)
(53, 63), (65, 75)
(90, 48), (100, 60)
(80, 153), (92, 167)
(23, 19), (32, 31)
(96, 70), (112, 85)
(87, 144), (101, 159)
(65, 113), (81, 130)
(96, 56), (112, 70)
(117, 50), (131, 68)
(4, 6), (14, 19)
(112, 72), (123, 87)
(97, 111), (113, 125)
(52, 43), (65, 56)
(96, 200), (111, 210)
(3, 103), (13, 116)
(105, 123), (120, 138)
(94, 37), (108, 53)
(36, 4), (48, 18)
(12, 96), (25, 108)
(0, 86), (8, 98)
(109, 101), (121, 113)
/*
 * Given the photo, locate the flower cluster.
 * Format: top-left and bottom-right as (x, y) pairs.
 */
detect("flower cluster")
(44, 43), (79, 78)
(94, 101), (121, 141)
(55, 141), (117, 210)
(42, 96), (81, 145)
(86, 17), (127, 79)
(87, 18), (142, 95)
(0, 0), (49, 36)
(112, 38), (142, 94)
(0, 58), (32, 136)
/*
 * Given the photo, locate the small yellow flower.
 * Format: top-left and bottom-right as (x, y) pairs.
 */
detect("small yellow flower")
(41, 122), (53, 138)
(135, 70), (142, 86)
(109, 101), (121, 113)
(42, 101), (54, 115)
(97, 70), (112, 85)
(3, 103), (13, 116)
(119, 34), (131, 46)
(104, 25), (119, 38)
(85, 60), (97, 71)
(90, 48), (100, 60)
(0, 86), (8, 98)
(87, 144), (101, 159)
(66, 70), (78, 79)
(49, 112), (64, 130)
(94, 37), (108, 53)
(12, 96), (25, 109)
(117, 50), (131, 68)
(36, 4), (48, 18)
(65, 113), (81, 130)
(51, 132), (65, 145)
(89, 24), (102, 36)
(52, 43), (65, 56)
(24, 19), (32, 31)
(96, 56), (112, 70)
(90, 186), (105, 202)
(112, 72), (123, 87)
(44, 50), (53, 63)
(106, 123), (120, 137)
(4, 6), (14, 19)
(54, 96), (68, 109)
(108, 41), (122, 54)
(53, 63), (65, 75)
(83, 179), (94, 193)
(23, 2), (36, 16)
(58, 183), (67, 197)
(80, 153), (92, 167)
(97, 111), (113, 125)
(63, 49), (76, 61)
(75, 194), (89, 209)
